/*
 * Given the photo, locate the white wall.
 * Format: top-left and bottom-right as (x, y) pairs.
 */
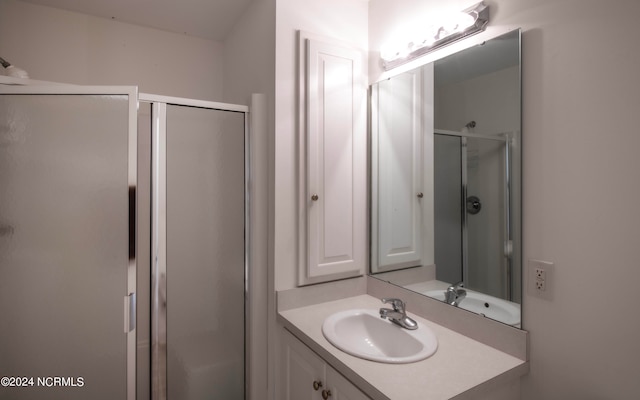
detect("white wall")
(223, 0), (276, 106)
(370, 0), (640, 398)
(0, 0), (224, 100)
(274, 0), (369, 291)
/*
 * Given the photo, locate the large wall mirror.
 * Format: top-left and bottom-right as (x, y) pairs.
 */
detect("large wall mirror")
(369, 29), (522, 327)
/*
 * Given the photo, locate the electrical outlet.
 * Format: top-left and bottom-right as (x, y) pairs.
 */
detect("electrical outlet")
(529, 259), (554, 300)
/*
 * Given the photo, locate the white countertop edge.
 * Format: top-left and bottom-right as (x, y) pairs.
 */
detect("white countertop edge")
(451, 363), (529, 400)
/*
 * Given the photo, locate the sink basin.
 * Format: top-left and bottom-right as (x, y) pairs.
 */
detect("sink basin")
(321, 309), (438, 364)
(425, 290), (521, 326)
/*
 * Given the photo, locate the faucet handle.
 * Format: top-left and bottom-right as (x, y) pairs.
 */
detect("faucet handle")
(381, 298), (406, 313)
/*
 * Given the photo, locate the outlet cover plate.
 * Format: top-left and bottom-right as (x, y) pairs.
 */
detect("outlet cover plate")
(528, 259), (554, 300)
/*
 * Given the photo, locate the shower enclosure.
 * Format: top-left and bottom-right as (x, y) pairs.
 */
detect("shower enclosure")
(0, 84), (248, 400)
(434, 129), (517, 302)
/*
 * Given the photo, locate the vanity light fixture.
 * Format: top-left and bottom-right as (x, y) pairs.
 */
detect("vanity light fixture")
(380, 2), (490, 70)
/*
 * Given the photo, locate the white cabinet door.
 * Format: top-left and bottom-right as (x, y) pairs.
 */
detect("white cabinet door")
(325, 366), (371, 400)
(298, 32), (367, 285)
(281, 330), (371, 400)
(282, 330), (325, 400)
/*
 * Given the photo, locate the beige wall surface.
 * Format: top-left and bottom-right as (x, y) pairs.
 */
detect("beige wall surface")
(370, 0), (640, 398)
(0, 0), (224, 100)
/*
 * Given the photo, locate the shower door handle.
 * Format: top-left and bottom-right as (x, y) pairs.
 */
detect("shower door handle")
(124, 292), (136, 333)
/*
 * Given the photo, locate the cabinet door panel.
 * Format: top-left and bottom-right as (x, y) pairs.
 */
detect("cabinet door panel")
(326, 366), (371, 400)
(282, 330), (324, 400)
(299, 32), (366, 285)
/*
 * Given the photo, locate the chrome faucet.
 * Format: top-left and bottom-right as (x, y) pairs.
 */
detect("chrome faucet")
(444, 281), (467, 307)
(379, 298), (418, 330)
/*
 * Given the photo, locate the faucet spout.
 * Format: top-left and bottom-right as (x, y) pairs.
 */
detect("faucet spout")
(444, 281), (467, 307)
(379, 308), (403, 320)
(379, 298), (418, 330)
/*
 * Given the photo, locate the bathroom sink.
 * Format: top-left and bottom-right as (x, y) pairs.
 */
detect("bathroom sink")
(426, 290), (521, 326)
(321, 309), (438, 364)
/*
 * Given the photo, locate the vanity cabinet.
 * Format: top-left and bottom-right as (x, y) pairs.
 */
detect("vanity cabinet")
(297, 32), (367, 286)
(281, 329), (371, 400)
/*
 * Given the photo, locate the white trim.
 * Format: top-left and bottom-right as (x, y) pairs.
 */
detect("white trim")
(139, 92), (248, 112)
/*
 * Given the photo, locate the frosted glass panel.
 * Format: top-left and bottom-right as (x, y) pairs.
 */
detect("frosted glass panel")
(0, 94), (130, 399)
(434, 134), (462, 284)
(165, 105), (245, 400)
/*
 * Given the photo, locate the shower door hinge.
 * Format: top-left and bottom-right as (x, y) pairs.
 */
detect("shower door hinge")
(124, 293), (136, 333)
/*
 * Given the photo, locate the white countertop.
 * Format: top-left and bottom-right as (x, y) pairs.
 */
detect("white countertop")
(278, 294), (528, 400)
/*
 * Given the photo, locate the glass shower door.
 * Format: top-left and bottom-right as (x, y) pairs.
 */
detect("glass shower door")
(150, 99), (246, 400)
(0, 87), (137, 400)
(465, 136), (508, 299)
(434, 132), (511, 300)
(433, 134), (463, 284)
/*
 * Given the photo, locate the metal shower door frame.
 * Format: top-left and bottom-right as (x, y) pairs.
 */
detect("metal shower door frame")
(139, 93), (250, 400)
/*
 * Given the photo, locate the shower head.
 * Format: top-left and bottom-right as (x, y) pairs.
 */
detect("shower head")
(461, 120), (476, 133)
(0, 56), (29, 79)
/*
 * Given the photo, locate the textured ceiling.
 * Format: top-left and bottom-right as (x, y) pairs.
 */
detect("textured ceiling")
(18, 0), (255, 41)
